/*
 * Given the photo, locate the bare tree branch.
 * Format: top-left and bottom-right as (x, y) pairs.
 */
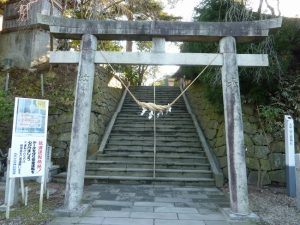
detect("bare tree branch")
(257, 0), (263, 18)
(17, 0), (55, 21)
(265, 0), (275, 16)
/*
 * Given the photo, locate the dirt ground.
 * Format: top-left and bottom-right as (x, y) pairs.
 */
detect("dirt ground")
(0, 182), (299, 225)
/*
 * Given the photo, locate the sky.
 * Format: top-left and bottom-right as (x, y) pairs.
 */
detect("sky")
(147, 0), (300, 84)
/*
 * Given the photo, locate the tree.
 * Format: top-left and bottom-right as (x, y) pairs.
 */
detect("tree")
(63, 0), (180, 85)
(180, 0), (300, 131)
(179, 0), (289, 105)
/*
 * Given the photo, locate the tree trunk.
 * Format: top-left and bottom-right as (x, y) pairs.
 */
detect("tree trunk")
(257, 0), (263, 19)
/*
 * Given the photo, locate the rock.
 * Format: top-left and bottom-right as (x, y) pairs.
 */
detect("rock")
(268, 170), (286, 183)
(219, 156), (227, 168)
(246, 157), (260, 170)
(243, 121), (257, 135)
(52, 141), (67, 149)
(245, 146), (255, 157)
(88, 144), (98, 157)
(215, 136), (226, 148)
(206, 128), (217, 140)
(52, 123), (72, 133)
(56, 113), (73, 124)
(295, 132), (299, 143)
(296, 144), (300, 153)
(254, 146), (270, 159)
(89, 113), (99, 133)
(216, 125), (225, 137)
(214, 146), (226, 157)
(270, 141), (285, 153)
(253, 133), (268, 146)
(244, 134), (254, 147)
(88, 134), (99, 144)
(260, 159), (271, 171)
(248, 171), (271, 186)
(222, 166), (228, 179)
(269, 153), (285, 170)
(58, 132), (72, 142)
(52, 148), (66, 158)
(207, 120), (219, 129)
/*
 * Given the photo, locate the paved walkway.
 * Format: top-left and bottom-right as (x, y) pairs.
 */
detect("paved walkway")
(48, 184), (258, 225)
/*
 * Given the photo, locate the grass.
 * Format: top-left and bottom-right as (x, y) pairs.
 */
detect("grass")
(0, 182), (64, 225)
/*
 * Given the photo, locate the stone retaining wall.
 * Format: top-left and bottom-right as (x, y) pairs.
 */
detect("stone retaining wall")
(47, 67), (122, 169)
(187, 83), (300, 186)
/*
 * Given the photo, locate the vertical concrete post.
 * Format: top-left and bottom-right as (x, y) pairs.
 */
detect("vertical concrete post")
(295, 154), (300, 210)
(151, 38), (165, 53)
(64, 34), (97, 211)
(284, 115), (296, 197)
(220, 36), (249, 215)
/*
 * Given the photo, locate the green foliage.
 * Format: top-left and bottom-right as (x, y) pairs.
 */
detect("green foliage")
(0, 89), (13, 123)
(257, 105), (284, 133)
(0, 67), (77, 150)
(179, 0), (300, 132)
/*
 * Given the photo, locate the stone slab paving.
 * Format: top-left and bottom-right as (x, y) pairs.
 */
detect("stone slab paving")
(48, 184), (259, 225)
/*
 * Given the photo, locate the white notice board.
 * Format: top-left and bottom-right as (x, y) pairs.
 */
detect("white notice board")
(9, 98), (49, 178)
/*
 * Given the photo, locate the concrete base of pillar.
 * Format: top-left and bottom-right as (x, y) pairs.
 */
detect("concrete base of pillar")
(52, 204), (91, 217)
(221, 208), (260, 221)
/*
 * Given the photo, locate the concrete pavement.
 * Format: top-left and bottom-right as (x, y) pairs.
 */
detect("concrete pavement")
(48, 184), (259, 225)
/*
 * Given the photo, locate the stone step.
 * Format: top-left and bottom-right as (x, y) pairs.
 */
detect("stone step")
(104, 145), (202, 152)
(106, 141), (201, 147)
(111, 127), (197, 133)
(77, 86), (216, 187)
(95, 155), (208, 164)
(109, 133), (198, 138)
(53, 173), (215, 186)
(110, 131), (199, 137)
(110, 131), (199, 138)
(85, 168), (213, 178)
(114, 121), (194, 126)
(112, 124), (195, 129)
(120, 110), (188, 114)
(121, 106), (187, 111)
(117, 114), (191, 119)
(86, 160), (210, 170)
(99, 151), (206, 158)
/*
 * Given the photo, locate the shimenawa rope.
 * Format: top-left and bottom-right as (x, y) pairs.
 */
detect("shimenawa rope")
(99, 51), (219, 118)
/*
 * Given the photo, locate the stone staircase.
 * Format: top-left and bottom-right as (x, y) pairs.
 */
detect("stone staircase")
(55, 86), (216, 186)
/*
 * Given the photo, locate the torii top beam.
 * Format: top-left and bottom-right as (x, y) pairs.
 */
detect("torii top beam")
(37, 14), (282, 43)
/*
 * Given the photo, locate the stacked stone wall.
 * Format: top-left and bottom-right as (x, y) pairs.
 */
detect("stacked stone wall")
(47, 67), (122, 169)
(187, 83), (300, 185)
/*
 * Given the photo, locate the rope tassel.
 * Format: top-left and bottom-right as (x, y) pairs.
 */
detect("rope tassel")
(138, 102), (171, 119)
(98, 50), (218, 120)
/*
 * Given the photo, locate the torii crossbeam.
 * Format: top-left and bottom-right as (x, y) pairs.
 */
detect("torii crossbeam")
(37, 14), (282, 219)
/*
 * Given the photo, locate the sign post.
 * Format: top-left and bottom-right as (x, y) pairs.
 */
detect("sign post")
(295, 154), (300, 209)
(6, 97), (49, 218)
(284, 115), (296, 197)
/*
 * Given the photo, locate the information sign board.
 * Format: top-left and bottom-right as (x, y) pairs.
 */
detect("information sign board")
(9, 98), (49, 178)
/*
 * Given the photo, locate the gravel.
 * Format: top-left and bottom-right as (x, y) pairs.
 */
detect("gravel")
(248, 185), (300, 225)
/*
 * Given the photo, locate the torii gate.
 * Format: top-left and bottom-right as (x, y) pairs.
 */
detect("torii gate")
(37, 14), (282, 218)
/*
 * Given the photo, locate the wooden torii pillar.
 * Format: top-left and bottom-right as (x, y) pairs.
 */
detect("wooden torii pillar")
(37, 14), (282, 218)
